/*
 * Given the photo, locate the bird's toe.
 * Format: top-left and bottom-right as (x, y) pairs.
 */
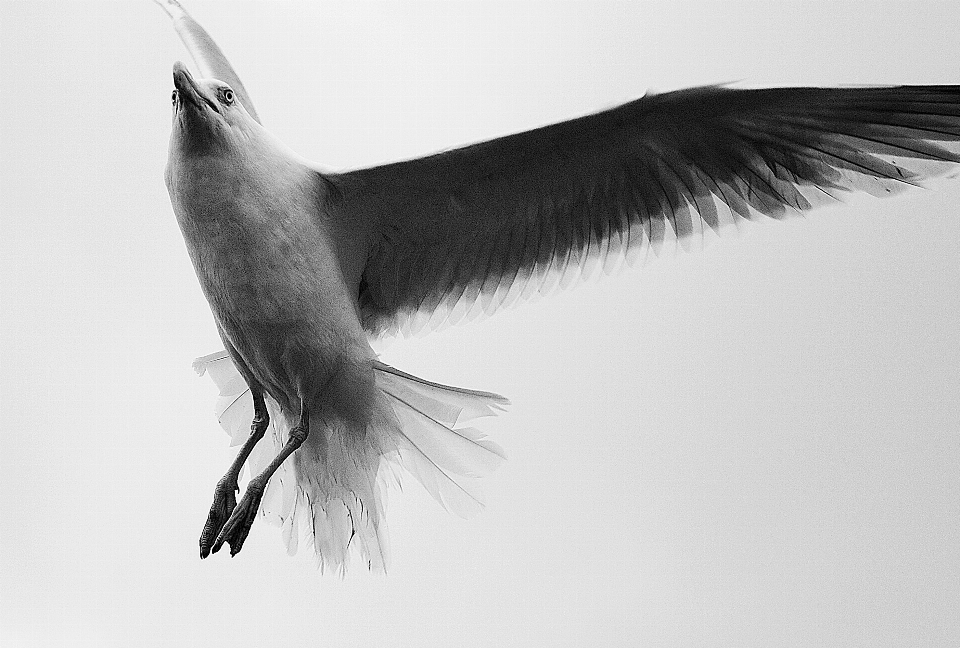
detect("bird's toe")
(211, 481), (265, 558)
(199, 478), (238, 559)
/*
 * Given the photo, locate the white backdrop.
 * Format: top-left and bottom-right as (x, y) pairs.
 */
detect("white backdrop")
(1, 1), (958, 646)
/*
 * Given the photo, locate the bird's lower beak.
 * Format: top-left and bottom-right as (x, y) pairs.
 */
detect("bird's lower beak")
(172, 61), (218, 114)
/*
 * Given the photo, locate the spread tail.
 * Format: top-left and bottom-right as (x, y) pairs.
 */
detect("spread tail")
(192, 352), (508, 574)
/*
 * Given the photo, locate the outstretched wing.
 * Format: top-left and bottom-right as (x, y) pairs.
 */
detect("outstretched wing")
(155, 0), (261, 124)
(344, 84), (960, 337)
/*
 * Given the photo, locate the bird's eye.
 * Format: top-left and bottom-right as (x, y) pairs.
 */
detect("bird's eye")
(171, 90), (178, 104)
(221, 88), (235, 105)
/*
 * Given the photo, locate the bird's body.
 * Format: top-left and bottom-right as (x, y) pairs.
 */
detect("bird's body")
(163, 62), (509, 570)
(166, 87), (372, 417)
(155, 0), (960, 571)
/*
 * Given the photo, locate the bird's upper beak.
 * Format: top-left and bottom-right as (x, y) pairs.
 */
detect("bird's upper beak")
(172, 62), (219, 114)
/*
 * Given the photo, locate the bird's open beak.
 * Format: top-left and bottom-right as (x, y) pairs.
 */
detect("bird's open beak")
(172, 62), (219, 114)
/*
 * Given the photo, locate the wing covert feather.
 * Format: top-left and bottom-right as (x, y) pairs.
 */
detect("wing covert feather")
(343, 85), (960, 336)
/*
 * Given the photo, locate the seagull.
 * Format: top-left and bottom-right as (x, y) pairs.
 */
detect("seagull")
(155, 0), (960, 572)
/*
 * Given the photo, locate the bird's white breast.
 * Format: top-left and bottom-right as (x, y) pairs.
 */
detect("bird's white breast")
(165, 135), (373, 408)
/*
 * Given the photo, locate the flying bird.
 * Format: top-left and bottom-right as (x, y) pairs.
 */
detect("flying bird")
(156, 0), (960, 572)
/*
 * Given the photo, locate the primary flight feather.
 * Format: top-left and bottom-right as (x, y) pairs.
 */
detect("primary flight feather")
(155, 0), (960, 572)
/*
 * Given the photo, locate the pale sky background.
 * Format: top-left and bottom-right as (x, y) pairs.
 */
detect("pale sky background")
(2, 1), (959, 646)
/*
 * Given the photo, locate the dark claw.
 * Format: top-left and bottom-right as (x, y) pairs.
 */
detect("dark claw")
(199, 479), (238, 559)
(211, 481), (265, 557)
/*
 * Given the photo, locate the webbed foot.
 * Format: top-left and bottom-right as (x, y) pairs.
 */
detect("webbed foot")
(199, 478), (238, 558)
(211, 478), (266, 557)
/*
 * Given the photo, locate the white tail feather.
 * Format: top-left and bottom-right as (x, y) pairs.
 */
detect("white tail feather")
(192, 351), (508, 573)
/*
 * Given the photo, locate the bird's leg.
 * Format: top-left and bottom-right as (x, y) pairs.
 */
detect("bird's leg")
(199, 388), (270, 559)
(211, 401), (311, 557)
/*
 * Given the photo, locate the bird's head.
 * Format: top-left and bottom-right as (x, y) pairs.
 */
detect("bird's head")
(169, 61), (255, 157)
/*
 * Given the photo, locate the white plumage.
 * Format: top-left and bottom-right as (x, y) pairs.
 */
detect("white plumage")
(193, 351), (506, 573)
